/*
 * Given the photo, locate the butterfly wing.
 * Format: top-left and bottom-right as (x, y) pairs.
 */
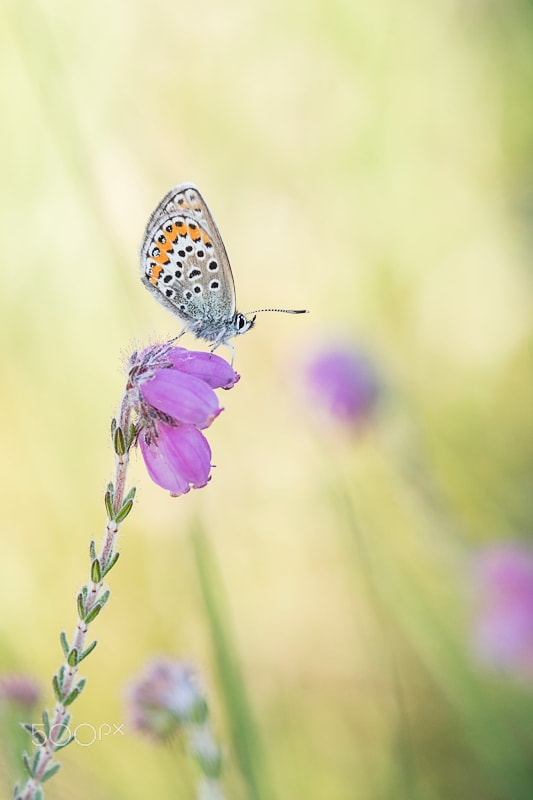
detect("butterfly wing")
(139, 183), (236, 339)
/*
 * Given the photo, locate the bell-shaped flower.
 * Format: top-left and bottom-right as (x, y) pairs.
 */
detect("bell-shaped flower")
(127, 345), (239, 496)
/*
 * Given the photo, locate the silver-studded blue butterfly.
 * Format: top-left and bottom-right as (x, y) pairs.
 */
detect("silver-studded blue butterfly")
(140, 182), (307, 361)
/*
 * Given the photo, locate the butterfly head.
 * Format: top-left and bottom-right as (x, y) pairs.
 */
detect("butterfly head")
(232, 312), (257, 337)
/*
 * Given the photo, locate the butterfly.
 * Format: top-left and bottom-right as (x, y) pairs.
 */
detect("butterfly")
(139, 182), (307, 361)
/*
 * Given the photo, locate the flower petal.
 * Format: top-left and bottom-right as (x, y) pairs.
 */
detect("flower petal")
(167, 348), (240, 390)
(140, 369), (222, 428)
(139, 422), (212, 496)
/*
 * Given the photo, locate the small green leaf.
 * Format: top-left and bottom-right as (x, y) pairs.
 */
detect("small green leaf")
(34, 789), (43, 800)
(51, 721), (69, 742)
(62, 678), (87, 707)
(89, 539), (97, 560)
(123, 486), (137, 505)
(42, 708), (50, 735)
(193, 748), (222, 779)
(31, 747), (42, 773)
(67, 648), (78, 667)
(189, 697), (209, 725)
(21, 722), (44, 745)
(41, 762), (61, 783)
(104, 489), (114, 520)
(52, 675), (61, 702)
(115, 499), (133, 523)
(62, 686), (80, 708)
(60, 631), (69, 658)
(79, 639), (97, 662)
(91, 558), (102, 583)
(103, 551), (120, 577)
(111, 417), (117, 438)
(77, 592), (86, 619)
(127, 422), (137, 448)
(86, 588), (111, 617)
(84, 603), (102, 624)
(22, 751), (33, 778)
(99, 588), (110, 607)
(114, 426), (125, 456)
(53, 733), (75, 751)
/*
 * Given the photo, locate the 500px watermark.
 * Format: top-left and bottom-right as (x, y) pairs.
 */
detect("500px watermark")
(30, 722), (125, 747)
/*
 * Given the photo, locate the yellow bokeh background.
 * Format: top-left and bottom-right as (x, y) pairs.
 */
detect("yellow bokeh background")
(1, 1), (533, 798)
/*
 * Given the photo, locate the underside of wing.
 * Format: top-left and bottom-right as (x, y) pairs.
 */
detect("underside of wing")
(139, 183), (236, 326)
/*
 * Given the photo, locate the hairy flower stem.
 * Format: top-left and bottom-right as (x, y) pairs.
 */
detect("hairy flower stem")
(14, 392), (135, 800)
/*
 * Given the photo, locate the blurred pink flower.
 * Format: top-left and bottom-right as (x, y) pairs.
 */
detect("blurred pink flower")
(304, 343), (380, 427)
(0, 674), (41, 710)
(471, 542), (533, 682)
(126, 659), (206, 740)
(128, 345), (239, 496)
(126, 658), (225, 792)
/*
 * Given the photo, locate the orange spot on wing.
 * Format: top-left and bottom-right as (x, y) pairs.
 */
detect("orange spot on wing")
(148, 263), (163, 285)
(153, 229), (178, 259)
(188, 223), (201, 242)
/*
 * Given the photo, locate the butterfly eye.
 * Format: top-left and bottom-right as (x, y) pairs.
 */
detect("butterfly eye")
(234, 313), (253, 334)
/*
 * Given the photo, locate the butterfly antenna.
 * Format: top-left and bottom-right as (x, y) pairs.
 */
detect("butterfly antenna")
(244, 308), (309, 316)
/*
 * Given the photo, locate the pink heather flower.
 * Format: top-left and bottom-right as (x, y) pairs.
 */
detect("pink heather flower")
(0, 674), (41, 710)
(127, 345), (239, 496)
(471, 542), (533, 683)
(126, 659), (206, 740)
(304, 343), (380, 427)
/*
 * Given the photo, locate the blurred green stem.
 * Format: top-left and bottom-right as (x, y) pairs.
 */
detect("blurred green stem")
(331, 471), (420, 800)
(190, 521), (273, 800)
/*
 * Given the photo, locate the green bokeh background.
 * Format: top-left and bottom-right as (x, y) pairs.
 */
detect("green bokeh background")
(2, 1), (533, 798)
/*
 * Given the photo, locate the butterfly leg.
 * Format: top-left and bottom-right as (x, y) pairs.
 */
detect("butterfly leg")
(167, 327), (188, 345)
(209, 340), (235, 367)
(227, 342), (235, 368)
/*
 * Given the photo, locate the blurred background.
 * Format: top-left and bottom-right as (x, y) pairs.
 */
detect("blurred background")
(1, 0), (533, 798)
